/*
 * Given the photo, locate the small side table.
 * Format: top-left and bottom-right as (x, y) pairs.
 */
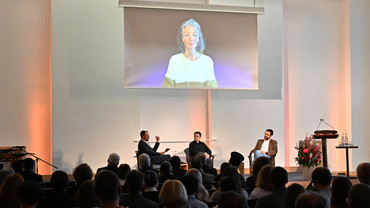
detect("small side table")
(335, 145), (359, 178)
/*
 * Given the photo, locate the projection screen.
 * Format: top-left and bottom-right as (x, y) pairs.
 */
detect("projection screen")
(123, 5), (259, 89)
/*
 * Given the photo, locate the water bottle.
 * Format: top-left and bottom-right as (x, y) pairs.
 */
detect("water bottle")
(345, 133), (349, 145)
(340, 133), (345, 146)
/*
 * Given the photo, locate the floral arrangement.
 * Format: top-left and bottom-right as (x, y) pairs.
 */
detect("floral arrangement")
(295, 134), (322, 168)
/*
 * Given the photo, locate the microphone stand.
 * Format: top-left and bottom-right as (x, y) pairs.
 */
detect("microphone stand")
(16, 147), (58, 173)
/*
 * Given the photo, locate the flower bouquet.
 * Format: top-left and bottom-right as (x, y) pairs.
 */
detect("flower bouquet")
(295, 134), (321, 168)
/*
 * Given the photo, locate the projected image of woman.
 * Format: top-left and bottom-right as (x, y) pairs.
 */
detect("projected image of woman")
(162, 19), (218, 88)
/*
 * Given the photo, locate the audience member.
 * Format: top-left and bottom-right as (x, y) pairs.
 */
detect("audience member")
(181, 174), (208, 208)
(229, 151), (245, 182)
(21, 158), (43, 183)
(95, 170), (127, 208)
(197, 152), (217, 176)
(75, 179), (99, 208)
(18, 181), (43, 208)
(39, 170), (76, 208)
(0, 168), (14, 187)
(118, 163), (131, 186)
(295, 192), (327, 208)
(159, 180), (188, 208)
(255, 166), (288, 208)
(348, 183), (370, 208)
(215, 162), (231, 182)
(311, 167), (332, 208)
(143, 170), (159, 203)
(72, 163), (93, 195)
(138, 153), (154, 173)
(97, 153), (120, 175)
(331, 176), (352, 208)
(159, 161), (174, 183)
(186, 168), (210, 202)
(190, 156), (215, 187)
(245, 156), (272, 191)
(218, 191), (248, 208)
(249, 165), (273, 199)
(0, 173), (24, 208)
(285, 183), (306, 208)
(356, 162), (370, 185)
(119, 170), (159, 208)
(170, 155), (186, 178)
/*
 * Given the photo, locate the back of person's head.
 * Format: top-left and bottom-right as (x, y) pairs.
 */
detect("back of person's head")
(95, 170), (121, 204)
(219, 162), (232, 177)
(311, 167), (332, 186)
(331, 176), (352, 207)
(139, 153), (151, 169)
(73, 163), (93, 185)
(190, 156), (202, 170)
(0, 168), (14, 187)
(356, 162), (370, 185)
(125, 170), (144, 194)
(295, 192), (327, 208)
(181, 173), (199, 195)
(186, 168), (203, 185)
(107, 153), (120, 166)
(76, 179), (99, 208)
(170, 155), (182, 169)
(270, 166), (288, 188)
(18, 181), (43, 207)
(222, 166), (242, 192)
(256, 165), (273, 191)
(218, 191), (247, 208)
(197, 152), (207, 165)
(159, 180), (188, 208)
(252, 156), (272, 177)
(160, 161), (173, 176)
(348, 183), (370, 208)
(22, 158), (36, 171)
(51, 170), (69, 192)
(285, 183), (306, 208)
(229, 151), (244, 167)
(220, 176), (238, 192)
(144, 170), (158, 188)
(0, 173), (24, 208)
(118, 163), (131, 180)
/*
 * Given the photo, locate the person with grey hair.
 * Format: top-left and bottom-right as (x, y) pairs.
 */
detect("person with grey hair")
(97, 153), (120, 175)
(139, 153), (154, 173)
(162, 18), (217, 88)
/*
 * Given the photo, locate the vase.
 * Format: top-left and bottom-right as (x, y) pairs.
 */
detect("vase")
(301, 166), (314, 180)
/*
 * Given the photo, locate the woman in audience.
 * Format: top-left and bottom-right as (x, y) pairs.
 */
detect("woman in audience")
(245, 157), (272, 192)
(159, 180), (188, 208)
(143, 170), (160, 203)
(186, 168), (210, 202)
(159, 161), (174, 183)
(248, 165), (273, 199)
(285, 183), (306, 208)
(331, 176), (352, 208)
(75, 179), (99, 208)
(0, 173), (24, 208)
(214, 162), (231, 182)
(72, 163), (93, 196)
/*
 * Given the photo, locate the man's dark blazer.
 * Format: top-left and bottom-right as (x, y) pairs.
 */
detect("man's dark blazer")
(138, 140), (160, 156)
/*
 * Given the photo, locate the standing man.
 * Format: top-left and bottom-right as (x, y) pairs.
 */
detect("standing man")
(189, 131), (212, 158)
(250, 129), (278, 166)
(138, 130), (170, 165)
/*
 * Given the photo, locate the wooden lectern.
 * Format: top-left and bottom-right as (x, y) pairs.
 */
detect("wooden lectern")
(313, 130), (338, 168)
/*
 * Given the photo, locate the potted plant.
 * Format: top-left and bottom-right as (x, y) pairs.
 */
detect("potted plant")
(295, 134), (321, 179)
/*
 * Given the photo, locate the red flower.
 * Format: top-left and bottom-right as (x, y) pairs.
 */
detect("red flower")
(301, 157), (304, 160)
(303, 149), (309, 153)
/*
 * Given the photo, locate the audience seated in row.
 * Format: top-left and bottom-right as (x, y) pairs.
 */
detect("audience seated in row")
(95, 170), (128, 208)
(71, 163), (93, 196)
(248, 165), (273, 199)
(181, 174), (208, 208)
(356, 162), (370, 185)
(331, 176), (352, 208)
(245, 156), (272, 192)
(21, 158), (43, 183)
(285, 183), (306, 208)
(159, 180), (188, 208)
(185, 168), (210, 203)
(170, 156), (186, 178)
(75, 179), (99, 208)
(143, 170), (159, 203)
(97, 152), (120, 175)
(311, 167), (332, 208)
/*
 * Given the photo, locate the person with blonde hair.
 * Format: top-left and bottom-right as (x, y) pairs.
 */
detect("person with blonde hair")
(159, 180), (188, 208)
(185, 168), (209, 202)
(249, 165), (274, 199)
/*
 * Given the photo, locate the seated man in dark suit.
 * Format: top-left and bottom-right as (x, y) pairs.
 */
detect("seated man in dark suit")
(97, 153), (120, 175)
(250, 129), (278, 166)
(189, 131), (212, 157)
(21, 158), (43, 183)
(138, 130), (170, 165)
